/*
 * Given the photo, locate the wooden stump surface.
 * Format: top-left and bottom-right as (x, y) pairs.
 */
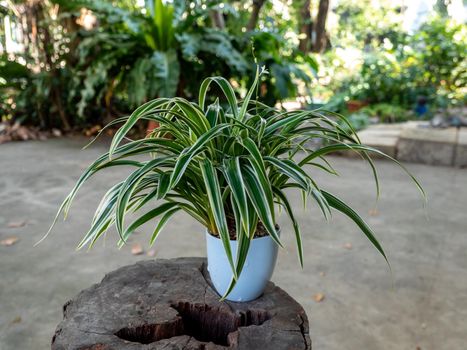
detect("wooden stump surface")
(52, 257), (311, 350)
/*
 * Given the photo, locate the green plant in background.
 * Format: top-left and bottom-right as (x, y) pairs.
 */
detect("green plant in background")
(331, 0), (406, 50)
(339, 112), (370, 132)
(60, 0), (253, 116)
(336, 103), (412, 134)
(323, 14), (466, 114)
(45, 68), (424, 297)
(0, 8), (75, 130)
(61, 0), (182, 116)
(0, 57), (30, 122)
(2, 1), (464, 131)
(242, 31), (318, 106)
(362, 103), (413, 123)
(67, 0), (315, 115)
(331, 50), (428, 108)
(411, 16), (467, 107)
(1, 0), (319, 129)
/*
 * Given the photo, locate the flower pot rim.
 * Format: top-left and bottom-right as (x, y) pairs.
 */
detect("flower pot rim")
(206, 227), (281, 241)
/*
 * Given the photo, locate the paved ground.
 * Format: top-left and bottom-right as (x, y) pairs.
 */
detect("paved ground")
(356, 122), (467, 167)
(0, 137), (466, 350)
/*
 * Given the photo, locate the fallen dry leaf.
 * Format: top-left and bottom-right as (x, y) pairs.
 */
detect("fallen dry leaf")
(52, 128), (62, 137)
(0, 134), (12, 144)
(84, 125), (101, 137)
(0, 122), (50, 144)
(131, 243), (144, 255)
(10, 316), (21, 325)
(146, 249), (156, 257)
(7, 220), (26, 228)
(17, 127), (29, 140)
(1, 236), (19, 246)
(343, 242), (353, 250)
(313, 293), (325, 302)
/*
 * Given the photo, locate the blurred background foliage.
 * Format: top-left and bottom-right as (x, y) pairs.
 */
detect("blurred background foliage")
(0, 0), (465, 132)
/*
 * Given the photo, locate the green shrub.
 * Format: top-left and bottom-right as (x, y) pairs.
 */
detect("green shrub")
(340, 112), (370, 132)
(324, 16), (466, 113)
(362, 103), (413, 123)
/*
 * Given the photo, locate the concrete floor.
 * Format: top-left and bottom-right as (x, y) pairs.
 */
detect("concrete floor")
(0, 137), (466, 350)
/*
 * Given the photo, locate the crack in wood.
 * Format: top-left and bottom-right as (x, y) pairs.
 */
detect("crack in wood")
(114, 301), (270, 346)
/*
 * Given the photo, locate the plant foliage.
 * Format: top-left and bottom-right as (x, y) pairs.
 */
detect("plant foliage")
(1, 0), (317, 129)
(46, 68), (424, 297)
(322, 15), (466, 111)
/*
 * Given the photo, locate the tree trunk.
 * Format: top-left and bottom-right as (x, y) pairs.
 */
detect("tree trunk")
(210, 10), (225, 29)
(7, 0), (72, 130)
(298, 0), (312, 53)
(36, 1), (71, 130)
(62, 10), (81, 67)
(52, 258), (311, 349)
(247, 0), (266, 31)
(311, 0), (329, 53)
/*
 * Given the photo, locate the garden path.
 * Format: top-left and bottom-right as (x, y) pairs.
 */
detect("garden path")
(0, 137), (466, 350)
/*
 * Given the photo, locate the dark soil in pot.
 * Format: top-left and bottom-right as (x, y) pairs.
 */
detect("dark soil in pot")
(208, 220), (280, 240)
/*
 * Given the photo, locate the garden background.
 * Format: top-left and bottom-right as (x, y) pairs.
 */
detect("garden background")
(1, 0), (465, 138)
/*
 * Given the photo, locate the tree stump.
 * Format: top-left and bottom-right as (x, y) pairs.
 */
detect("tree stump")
(52, 258), (311, 350)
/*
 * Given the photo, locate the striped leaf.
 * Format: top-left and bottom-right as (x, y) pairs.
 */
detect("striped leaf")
(200, 159), (237, 278)
(169, 123), (230, 188)
(321, 190), (388, 264)
(119, 202), (179, 246)
(223, 157), (249, 234)
(273, 187), (303, 267)
(149, 206), (181, 245)
(199, 77), (238, 118)
(242, 165), (282, 247)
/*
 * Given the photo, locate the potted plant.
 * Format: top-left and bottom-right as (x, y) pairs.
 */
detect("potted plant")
(44, 67), (424, 302)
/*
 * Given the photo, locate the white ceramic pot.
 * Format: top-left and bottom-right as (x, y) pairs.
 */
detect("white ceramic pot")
(206, 231), (279, 302)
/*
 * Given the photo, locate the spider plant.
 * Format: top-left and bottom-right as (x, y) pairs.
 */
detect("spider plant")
(45, 67), (424, 297)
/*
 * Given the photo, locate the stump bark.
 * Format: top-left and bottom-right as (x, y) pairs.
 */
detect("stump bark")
(52, 258), (311, 350)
